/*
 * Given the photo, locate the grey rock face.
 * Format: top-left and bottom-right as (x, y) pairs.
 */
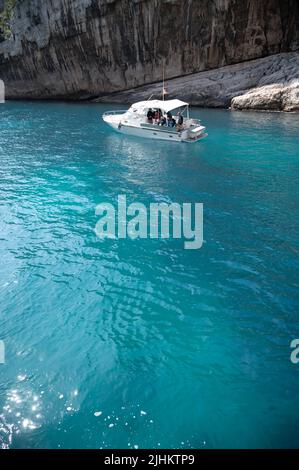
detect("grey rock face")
(95, 52), (299, 112)
(0, 0), (298, 100)
(231, 84), (299, 112)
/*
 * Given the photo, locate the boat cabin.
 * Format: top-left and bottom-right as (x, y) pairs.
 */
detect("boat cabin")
(127, 99), (190, 130)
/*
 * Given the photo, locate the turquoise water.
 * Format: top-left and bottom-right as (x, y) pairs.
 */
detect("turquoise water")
(0, 101), (299, 449)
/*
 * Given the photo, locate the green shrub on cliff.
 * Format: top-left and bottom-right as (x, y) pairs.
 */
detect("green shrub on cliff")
(0, 0), (16, 40)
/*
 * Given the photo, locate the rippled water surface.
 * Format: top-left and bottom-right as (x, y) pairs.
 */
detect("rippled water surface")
(0, 102), (299, 449)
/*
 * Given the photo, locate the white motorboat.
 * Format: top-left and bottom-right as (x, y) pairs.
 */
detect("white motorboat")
(102, 99), (208, 143)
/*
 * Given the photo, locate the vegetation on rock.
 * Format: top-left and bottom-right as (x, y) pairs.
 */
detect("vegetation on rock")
(0, 0), (16, 40)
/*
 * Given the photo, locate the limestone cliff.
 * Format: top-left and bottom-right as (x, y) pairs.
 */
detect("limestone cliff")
(0, 0), (298, 108)
(95, 52), (299, 111)
(0, 0), (299, 99)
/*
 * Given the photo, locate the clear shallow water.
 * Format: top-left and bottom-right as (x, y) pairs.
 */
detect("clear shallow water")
(0, 101), (299, 449)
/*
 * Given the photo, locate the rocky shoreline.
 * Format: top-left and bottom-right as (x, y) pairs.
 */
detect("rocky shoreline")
(94, 52), (299, 112)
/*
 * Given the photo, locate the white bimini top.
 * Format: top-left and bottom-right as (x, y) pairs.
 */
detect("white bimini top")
(129, 99), (189, 115)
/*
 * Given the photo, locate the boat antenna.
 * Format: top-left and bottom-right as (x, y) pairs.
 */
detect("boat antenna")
(162, 59), (169, 101)
(163, 61), (165, 101)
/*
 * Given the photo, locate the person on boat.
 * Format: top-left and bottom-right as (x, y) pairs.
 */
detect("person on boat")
(147, 109), (154, 123)
(154, 110), (161, 123)
(166, 112), (173, 127)
(159, 116), (167, 126)
(176, 112), (184, 130)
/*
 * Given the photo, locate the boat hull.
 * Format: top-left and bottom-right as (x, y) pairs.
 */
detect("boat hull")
(103, 118), (207, 143)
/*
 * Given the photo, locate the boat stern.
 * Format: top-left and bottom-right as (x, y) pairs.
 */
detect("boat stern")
(181, 125), (208, 142)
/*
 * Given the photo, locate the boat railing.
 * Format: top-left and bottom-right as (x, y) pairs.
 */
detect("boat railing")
(103, 110), (128, 117)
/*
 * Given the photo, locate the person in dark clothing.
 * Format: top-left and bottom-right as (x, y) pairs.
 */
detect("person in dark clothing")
(159, 116), (167, 126)
(147, 109), (154, 123)
(177, 112), (184, 130)
(166, 112), (173, 127)
(177, 112), (184, 126)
